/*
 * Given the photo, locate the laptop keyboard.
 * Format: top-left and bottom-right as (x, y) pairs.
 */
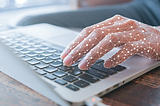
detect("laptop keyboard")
(0, 32), (126, 91)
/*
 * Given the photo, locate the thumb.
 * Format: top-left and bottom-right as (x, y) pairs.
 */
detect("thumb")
(104, 43), (137, 68)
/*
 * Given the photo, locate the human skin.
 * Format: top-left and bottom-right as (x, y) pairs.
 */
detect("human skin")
(61, 15), (160, 70)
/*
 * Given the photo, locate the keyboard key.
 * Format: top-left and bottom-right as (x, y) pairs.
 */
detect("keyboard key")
(54, 52), (61, 56)
(41, 52), (52, 57)
(49, 55), (60, 60)
(14, 46), (24, 51)
(111, 65), (126, 71)
(28, 40), (35, 44)
(66, 84), (79, 91)
(79, 74), (99, 83)
(35, 63), (49, 69)
(27, 59), (40, 65)
(86, 68), (109, 79)
(41, 58), (54, 64)
(73, 80), (90, 88)
(95, 59), (104, 64)
(28, 46), (36, 51)
(21, 43), (30, 48)
(26, 52), (38, 57)
(55, 79), (67, 85)
(41, 45), (49, 50)
(15, 41), (23, 45)
(68, 67), (82, 76)
(34, 49), (45, 54)
(17, 53), (25, 58)
(71, 62), (79, 67)
(44, 74), (56, 80)
(47, 48), (56, 53)
(28, 65), (37, 70)
(58, 66), (72, 72)
(50, 61), (62, 68)
(63, 75), (78, 82)
(55, 50), (62, 53)
(44, 67), (57, 73)
(36, 69), (46, 75)
(53, 71), (67, 78)
(33, 43), (42, 47)
(21, 56), (32, 61)
(56, 59), (63, 62)
(91, 64), (117, 75)
(34, 55), (46, 60)
(20, 49), (30, 54)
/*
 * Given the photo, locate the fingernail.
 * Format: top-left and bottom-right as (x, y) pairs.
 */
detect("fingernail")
(63, 55), (72, 66)
(104, 60), (113, 68)
(60, 50), (69, 59)
(78, 60), (87, 70)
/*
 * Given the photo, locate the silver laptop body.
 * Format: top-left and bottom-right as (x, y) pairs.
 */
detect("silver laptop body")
(0, 23), (159, 106)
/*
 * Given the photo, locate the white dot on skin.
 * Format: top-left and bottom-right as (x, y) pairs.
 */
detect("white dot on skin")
(131, 26), (133, 28)
(86, 44), (88, 46)
(117, 28), (119, 30)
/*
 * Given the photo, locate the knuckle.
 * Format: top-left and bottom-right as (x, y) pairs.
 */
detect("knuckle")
(128, 19), (136, 25)
(81, 27), (93, 35)
(113, 14), (122, 19)
(81, 27), (88, 34)
(92, 28), (102, 36)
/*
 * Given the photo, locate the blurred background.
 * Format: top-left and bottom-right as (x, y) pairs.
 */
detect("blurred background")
(0, 0), (132, 31)
(0, 0), (69, 11)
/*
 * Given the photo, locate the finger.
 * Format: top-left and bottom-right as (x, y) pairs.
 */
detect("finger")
(78, 29), (142, 70)
(61, 15), (127, 59)
(60, 27), (92, 59)
(63, 28), (106, 66)
(77, 28), (141, 70)
(63, 19), (138, 66)
(104, 43), (138, 68)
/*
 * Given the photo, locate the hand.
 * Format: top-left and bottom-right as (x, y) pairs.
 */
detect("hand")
(61, 15), (160, 70)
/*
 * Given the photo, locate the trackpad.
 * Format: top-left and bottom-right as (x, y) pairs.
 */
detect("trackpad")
(48, 32), (78, 47)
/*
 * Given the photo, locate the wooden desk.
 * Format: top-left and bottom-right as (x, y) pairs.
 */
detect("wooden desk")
(0, 66), (160, 106)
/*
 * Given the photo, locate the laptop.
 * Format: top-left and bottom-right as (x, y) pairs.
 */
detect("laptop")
(0, 23), (159, 106)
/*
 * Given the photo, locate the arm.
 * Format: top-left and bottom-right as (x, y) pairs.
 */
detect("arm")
(78, 0), (133, 7)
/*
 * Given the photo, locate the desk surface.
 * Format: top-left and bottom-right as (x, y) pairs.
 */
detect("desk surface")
(0, 66), (160, 106)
